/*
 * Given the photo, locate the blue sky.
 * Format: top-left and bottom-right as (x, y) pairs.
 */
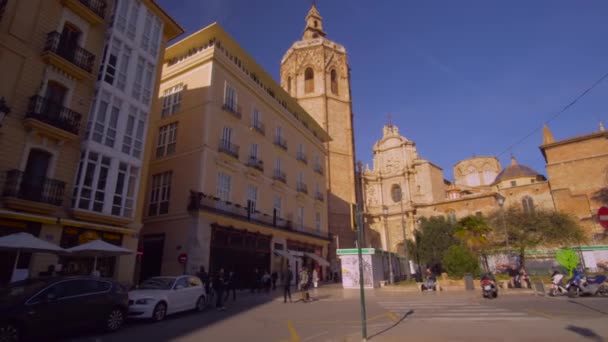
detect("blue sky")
(157, 0), (608, 179)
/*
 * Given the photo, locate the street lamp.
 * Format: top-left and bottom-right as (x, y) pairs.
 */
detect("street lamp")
(396, 190), (411, 280)
(497, 194), (508, 249)
(383, 206), (394, 284)
(0, 97), (10, 127)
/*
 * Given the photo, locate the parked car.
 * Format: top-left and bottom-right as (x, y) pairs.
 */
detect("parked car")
(0, 276), (128, 342)
(128, 275), (206, 321)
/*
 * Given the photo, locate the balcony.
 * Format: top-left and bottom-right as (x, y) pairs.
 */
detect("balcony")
(61, 0), (106, 25)
(188, 190), (329, 240)
(41, 31), (95, 80)
(274, 136), (287, 151)
(314, 164), (324, 175)
(218, 139), (239, 159)
(297, 152), (308, 164)
(273, 169), (287, 184)
(251, 120), (265, 135)
(23, 95), (82, 140)
(315, 192), (325, 202)
(297, 182), (308, 194)
(2, 170), (65, 214)
(222, 104), (242, 119)
(246, 156), (264, 172)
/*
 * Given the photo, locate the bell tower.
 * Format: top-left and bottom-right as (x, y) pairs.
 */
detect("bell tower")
(281, 3), (358, 263)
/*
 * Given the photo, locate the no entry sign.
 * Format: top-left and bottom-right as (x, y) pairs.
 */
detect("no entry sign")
(178, 253), (188, 265)
(599, 207), (608, 229)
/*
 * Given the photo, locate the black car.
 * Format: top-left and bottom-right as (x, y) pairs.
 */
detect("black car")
(0, 276), (128, 341)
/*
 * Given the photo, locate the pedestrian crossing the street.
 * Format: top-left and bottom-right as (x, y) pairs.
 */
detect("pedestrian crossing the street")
(378, 298), (547, 322)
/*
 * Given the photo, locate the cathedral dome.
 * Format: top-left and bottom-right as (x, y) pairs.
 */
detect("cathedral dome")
(493, 156), (544, 184)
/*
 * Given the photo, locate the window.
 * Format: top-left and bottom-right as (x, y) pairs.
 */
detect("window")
(122, 106), (137, 155)
(304, 68), (314, 93)
(149, 171), (172, 216)
(126, 0), (140, 40)
(174, 277), (188, 289)
(275, 126), (283, 138)
(133, 113), (145, 158)
(522, 196), (534, 215)
(142, 63), (154, 104)
(74, 152), (111, 213)
(247, 185), (257, 214)
(250, 143), (259, 159)
(156, 122), (177, 158)
(273, 196), (282, 218)
(105, 98), (121, 148)
(217, 172), (231, 202)
(297, 207), (304, 230)
(222, 126), (233, 143)
(275, 158), (282, 172)
(510, 180), (517, 187)
(298, 171), (304, 184)
(112, 163), (138, 217)
(117, 46), (131, 91)
(391, 184), (402, 203)
(330, 69), (338, 95)
(150, 17), (161, 56)
(161, 84), (184, 117)
(315, 212), (321, 232)
(132, 56), (145, 100)
(224, 84), (237, 111)
(252, 108), (261, 127)
(115, 0), (129, 32)
(141, 10), (152, 51)
(287, 76), (292, 94)
(103, 38), (121, 85)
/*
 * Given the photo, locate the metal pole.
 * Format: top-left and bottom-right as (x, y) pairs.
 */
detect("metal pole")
(384, 213), (394, 284)
(355, 203), (367, 341)
(400, 196), (411, 280)
(501, 206), (508, 249)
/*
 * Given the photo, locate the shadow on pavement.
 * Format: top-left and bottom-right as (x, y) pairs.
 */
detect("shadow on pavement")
(566, 325), (605, 342)
(567, 300), (608, 315)
(368, 310), (414, 340)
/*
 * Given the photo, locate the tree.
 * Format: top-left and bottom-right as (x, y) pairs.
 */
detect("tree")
(406, 216), (457, 272)
(488, 207), (586, 266)
(454, 215), (492, 254)
(556, 249), (580, 278)
(442, 245), (480, 278)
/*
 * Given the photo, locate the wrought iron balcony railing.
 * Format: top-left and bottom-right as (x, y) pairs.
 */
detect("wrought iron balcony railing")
(78, 0), (107, 19)
(222, 104), (242, 119)
(297, 152), (307, 164)
(26, 95), (82, 134)
(314, 164), (324, 175)
(43, 31), (95, 73)
(274, 136), (287, 150)
(315, 192), (325, 202)
(252, 120), (265, 135)
(297, 182), (308, 194)
(3, 169), (65, 206)
(218, 139), (239, 159)
(246, 156), (264, 172)
(273, 169), (287, 183)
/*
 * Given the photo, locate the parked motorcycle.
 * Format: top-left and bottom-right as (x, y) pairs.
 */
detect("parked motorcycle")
(481, 279), (498, 299)
(567, 272), (608, 298)
(548, 271), (569, 296)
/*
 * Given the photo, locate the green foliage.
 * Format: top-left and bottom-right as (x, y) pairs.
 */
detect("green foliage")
(442, 245), (480, 278)
(556, 249), (580, 278)
(454, 215), (492, 254)
(487, 207), (586, 264)
(406, 216), (458, 270)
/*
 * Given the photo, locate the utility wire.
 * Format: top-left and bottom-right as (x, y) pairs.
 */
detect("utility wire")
(497, 70), (608, 157)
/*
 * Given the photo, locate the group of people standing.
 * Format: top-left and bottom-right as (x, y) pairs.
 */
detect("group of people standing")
(282, 265), (319, 303)
(196, 267), (236, 311)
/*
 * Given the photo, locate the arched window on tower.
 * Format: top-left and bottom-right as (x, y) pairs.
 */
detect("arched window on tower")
(522, 196), (534, 215)
(287, 76), (292, 95)
(305, 68), (314, 94)
(330, 69), (338, 95)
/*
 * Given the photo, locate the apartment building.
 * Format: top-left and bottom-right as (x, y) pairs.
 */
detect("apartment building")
(0, 0), (182, 285)
(140, 23), (331, 283)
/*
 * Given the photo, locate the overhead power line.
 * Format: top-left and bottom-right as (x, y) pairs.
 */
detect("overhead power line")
(497, 70), (608, 157)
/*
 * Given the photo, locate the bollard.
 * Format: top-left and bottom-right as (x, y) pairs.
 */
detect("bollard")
(464, 273), (475, 290)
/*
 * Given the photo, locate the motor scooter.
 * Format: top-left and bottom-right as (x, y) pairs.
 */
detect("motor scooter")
(548, 271), (569, 296)
(568, 272), (608, 298)
(481, 279), (498, 299)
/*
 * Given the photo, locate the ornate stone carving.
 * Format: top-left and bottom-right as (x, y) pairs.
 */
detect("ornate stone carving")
(296, 48), (324, 73)
(366, 185), (379, 206)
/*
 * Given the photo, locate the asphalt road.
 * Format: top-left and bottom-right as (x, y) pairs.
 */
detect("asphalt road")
(69, 287), (608, 342)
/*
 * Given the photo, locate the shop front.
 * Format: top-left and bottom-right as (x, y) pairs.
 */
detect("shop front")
(58, 226), (124, 278)
(287, 239), (327, 281)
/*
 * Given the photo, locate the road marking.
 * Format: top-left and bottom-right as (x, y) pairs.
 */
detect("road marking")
(526, 309), (555, 320)
(386, 311), (400, 322)
(287, 320), (300, 342)
(414, 317), (546, 321)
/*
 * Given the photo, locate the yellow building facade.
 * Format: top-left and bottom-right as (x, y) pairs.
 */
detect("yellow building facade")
(140, 23), (331, 283)
(0, 0), (182, 285)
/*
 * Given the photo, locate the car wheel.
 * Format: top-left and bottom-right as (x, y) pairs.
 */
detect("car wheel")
(152, 302), (167, 322)
(106, 307), (125, 332)
(196, 295), (207, 312)
(0, 323), (19, 342)
(598, 285), (608, 297)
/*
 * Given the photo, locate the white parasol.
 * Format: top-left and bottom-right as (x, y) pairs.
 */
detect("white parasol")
(0, 232), (67, 281)
(66, 239), (134, 271)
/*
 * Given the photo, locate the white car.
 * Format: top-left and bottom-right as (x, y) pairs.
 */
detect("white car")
(128, 276), (207, 321)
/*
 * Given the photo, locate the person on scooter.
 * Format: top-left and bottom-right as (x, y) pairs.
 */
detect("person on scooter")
(519, 266), (531, 289)
(423, 268), (437, 291)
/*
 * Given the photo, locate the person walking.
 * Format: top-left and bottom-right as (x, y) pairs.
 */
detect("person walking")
(271, 271), (278, 290)
(299, 268), (310, 302)
(312, 269), (319, 288)
(197, 266), (211, 304)
(283, 265), (293, 303)
(214, 269), (226, 310)
(224, 271), (237, 302)
(262, 271), (271, 293)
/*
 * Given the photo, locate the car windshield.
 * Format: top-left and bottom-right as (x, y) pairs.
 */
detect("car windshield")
(0, 279), (49, 299)
(139, 277), (175, 290)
